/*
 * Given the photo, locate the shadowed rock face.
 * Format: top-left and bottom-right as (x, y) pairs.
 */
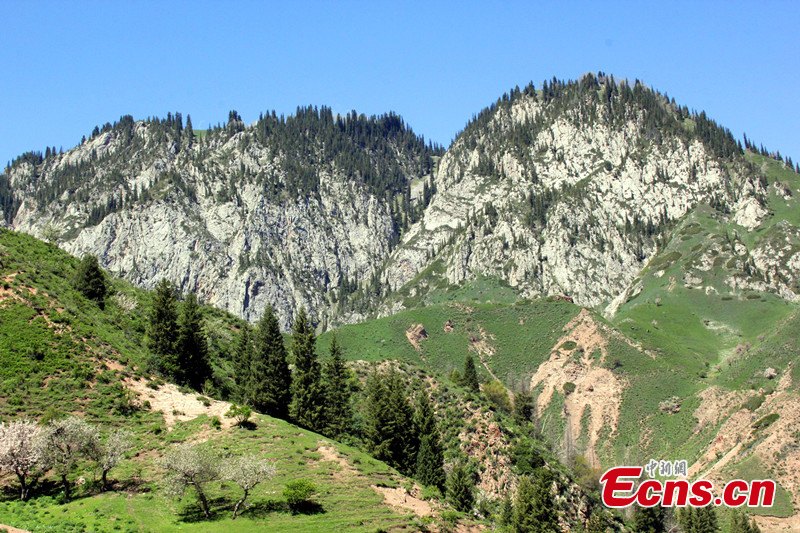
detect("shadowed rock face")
(4, 76), (793, 328)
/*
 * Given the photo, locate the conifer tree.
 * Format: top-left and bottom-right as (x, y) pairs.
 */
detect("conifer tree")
(586, 509), (609, 532)
(512, 469), (558, 533)
(729, 510), (761, 533)
(148, 279), (179, 377)
(634, 505), (666, 532)
(233, 324), (253, 404)
(414, 391), (445, 490)
(323, 335), (351, 438)
(251, 306), (291, 418)
(513, 388), (535, 427)
(463, 353), (480, 393)
(184, 114), (194, 150)
(694, 507), (719, 532)
(176, 292), (211, 389)
(289, 308), (326, 430)
(74, 254), (108, 308)
(363, 367), (419, 475)
(446, 461), (474, 512)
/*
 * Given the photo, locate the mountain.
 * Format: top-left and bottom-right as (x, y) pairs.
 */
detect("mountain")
(5, 74), (798, 333)
(380, 74), (786, 315)
(3, 71), (800, 528)
(0, 108), (440, 329)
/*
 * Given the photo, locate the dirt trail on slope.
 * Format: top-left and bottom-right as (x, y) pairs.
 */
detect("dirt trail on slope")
(530, 309), (626, 466)
(314, 441), (434, 518)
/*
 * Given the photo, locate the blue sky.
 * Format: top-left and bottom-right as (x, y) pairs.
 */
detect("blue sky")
(2, 1), (798, 165)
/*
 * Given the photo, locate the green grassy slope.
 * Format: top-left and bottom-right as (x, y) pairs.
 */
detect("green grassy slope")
(320, 298), (580, 384)
(0, 229), (424, 532)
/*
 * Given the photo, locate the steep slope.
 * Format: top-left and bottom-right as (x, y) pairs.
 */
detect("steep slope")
(1, 109), (439, 329)
(6, 73), (795, 331)
(0, 229), (624, 532)
(0, 229), (452, 532)
(382, 73), (773, 314)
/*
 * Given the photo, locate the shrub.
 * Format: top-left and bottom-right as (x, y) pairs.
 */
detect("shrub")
(741, 395), (765, 412)
(226, 404), (252, 427)
(284, 479), (317, 513)
(563, 382), (576, 395)
(752, 413), (779, 431)
(482, 380), (511, 412)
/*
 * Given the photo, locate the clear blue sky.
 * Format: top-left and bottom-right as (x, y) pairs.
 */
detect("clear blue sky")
(2, 1), (798, 166)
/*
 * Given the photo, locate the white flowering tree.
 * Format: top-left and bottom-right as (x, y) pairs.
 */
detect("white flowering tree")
(95, 429), (133, 491)
(222, 454), (276, 519)
(37, 416), (99, 501)
(161, 443), (220, 519)
(0, 419), (42, 500)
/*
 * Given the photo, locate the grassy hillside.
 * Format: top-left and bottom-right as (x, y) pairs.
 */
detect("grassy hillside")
(0, 229), (433, 532)
(0, 412), (421, 532)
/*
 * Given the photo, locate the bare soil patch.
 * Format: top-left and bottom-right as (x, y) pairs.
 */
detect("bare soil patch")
(405, 324), (428, 351)
(124, 377), (234, 429)
(530, 309), (627, 466)
(371, 486), (433, 517)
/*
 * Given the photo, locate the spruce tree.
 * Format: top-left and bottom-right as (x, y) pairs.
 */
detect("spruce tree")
(323, 335), (351, 438)
(513, 389), (535, 427)
(634, 505), (666, 532)
(176, 293), (211, 389)
(233, 324), (253, 404)
(446, 461), (474, 512)
(184, 114), (194, 150)
(586, 509), (609, 532)
(730, 510), (760, 533)
(251, 306), (291, 418)
(147, 279), (179, 377)
(512, 469), (558, 533)
(289, 308), (326, 430)
(74, 255), (108, 308)
(693, 506), (719, 532)
(414, 391), (445, 490)
(363, 367), (419, 475)
(463, 353), (480, 393)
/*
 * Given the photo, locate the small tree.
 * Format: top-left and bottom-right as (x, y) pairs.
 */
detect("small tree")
(38, 417), (99, 501)
(74, 255), (108, 308)
(222, 455), (276, 519)
(95, 429), (133, 491)
(162, 443), (220, 519)
(0, 420), (42, 500)
(226, 404), (252, 427)
(463, 354), (480, 393)
(730, 509), (761, 533)
(446, 461), (475, 512)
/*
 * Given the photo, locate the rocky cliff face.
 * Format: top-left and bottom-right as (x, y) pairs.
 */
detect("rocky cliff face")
(3, 75), (795, 327)
(380, 75), (770, 314)
(1, 109), (436, 328)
